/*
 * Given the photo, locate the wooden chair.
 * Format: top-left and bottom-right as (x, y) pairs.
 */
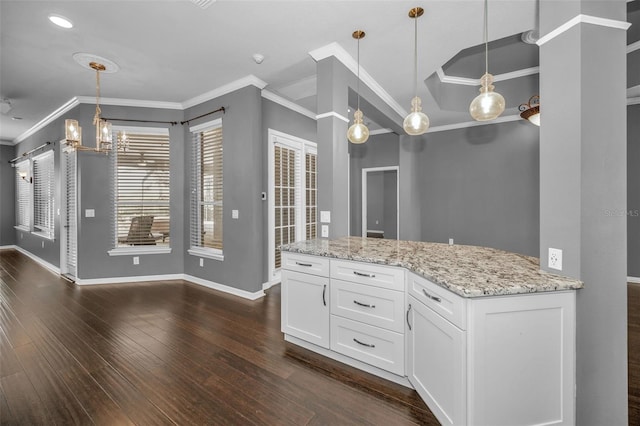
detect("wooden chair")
(118, 215), (156, 245)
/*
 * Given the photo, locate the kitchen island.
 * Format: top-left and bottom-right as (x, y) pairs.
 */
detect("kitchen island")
(280, 237), (582, 426)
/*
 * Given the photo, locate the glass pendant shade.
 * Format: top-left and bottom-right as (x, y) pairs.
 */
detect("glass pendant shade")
(469, 73), (505, 121)
(347, 109), (369, 144)
(98, 119), (113, 149)
(403, 96), (430, 135)
(65, 119), (81, 144)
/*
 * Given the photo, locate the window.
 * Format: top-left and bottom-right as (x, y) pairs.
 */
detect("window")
(14, 160), (31, 230)
(32, 151), (55, 238)
(189, 119), (223, 259)
(112, 127), (171, 250)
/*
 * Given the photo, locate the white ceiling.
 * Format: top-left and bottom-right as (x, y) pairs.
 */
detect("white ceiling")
(0, 0), (539, 143)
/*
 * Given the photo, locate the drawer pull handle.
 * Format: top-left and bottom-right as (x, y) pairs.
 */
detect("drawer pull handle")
(353, 338), (375, 348)
(353, 300), (375, 309)
(296, 261), (313, 267)
(353, 271), (375, 278)
(422, 289), (442, 303)
(322, 284), (327, 306)
(407, 304), (412, 330)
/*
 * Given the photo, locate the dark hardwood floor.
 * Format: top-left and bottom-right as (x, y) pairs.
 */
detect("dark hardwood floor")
(0, 249), (437, 425)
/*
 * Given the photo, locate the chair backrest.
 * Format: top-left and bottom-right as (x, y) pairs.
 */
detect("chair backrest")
(127, 215), (154, 245)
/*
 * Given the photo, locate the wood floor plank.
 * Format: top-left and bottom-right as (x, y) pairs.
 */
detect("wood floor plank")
(0, 372), (54, 425)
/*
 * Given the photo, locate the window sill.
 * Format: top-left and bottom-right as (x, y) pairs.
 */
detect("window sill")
(14, 225), (30, 232)
(32, 231), (54, 241)
(188, 248), (224, 261)
(108, 247), (172, 256)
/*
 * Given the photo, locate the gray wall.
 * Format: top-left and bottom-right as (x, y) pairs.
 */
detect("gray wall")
(629, 104), (640, 277)
(350, 132), (400, 236)
(261, 98), (317, 282)
(366, 171), (384, 232)
(383, 170), (397, 239)
(418, 121), (540, 257)
(183, 85), (264, 293)
(0, 144), (16, 246)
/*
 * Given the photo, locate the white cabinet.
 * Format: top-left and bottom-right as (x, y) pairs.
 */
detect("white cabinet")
(407, 295), (466, 426)
(281, 256), (330, 349)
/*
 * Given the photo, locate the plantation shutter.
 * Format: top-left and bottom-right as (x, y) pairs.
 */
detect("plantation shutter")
(64, 150), (77, 275)
(274, 143), (301, 269)
(305, 150), (317, 240)
(190, 120), (223, 252)
(113, 128), (171, 247)
(15, 160), (30, 229)
(33, 151), (55, 238)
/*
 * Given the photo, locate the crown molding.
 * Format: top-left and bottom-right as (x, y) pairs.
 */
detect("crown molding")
(537, 14), (631, 47)
(316, 111), (349, 123)
(309, 42), (407, 118)
(76, 96), (183, 110)
(13, 97), (81, 144)
(427, 114), (522, 134)
(182, 74), (267, 109)
(261, 89), (316, 120)
(629, 97), (640, 106)
(629, 40), (640, 54)
(437, 66), (540, 86)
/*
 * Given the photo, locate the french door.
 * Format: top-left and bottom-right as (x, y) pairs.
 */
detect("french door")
(268, 130), (317, 284)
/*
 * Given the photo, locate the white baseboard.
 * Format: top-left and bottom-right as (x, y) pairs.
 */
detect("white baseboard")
(75, 274), (185, 286)
(628, 276), (640, 284)
(11, 245), (61, 276)
(184, 274), (265, 300)
(0, 245), (18, 250)
(262, 279), (281, 291)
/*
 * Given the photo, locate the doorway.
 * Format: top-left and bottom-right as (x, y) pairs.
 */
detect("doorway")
(361, 166), (399, 239)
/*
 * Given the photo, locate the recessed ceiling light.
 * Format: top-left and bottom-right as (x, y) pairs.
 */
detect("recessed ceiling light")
(48, 14), (73, 29)
(12, 117), (23, 121)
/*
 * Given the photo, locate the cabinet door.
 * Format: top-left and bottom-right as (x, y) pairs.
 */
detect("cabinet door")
(407, 296), (466, 426)
(281, 270), (330, 348)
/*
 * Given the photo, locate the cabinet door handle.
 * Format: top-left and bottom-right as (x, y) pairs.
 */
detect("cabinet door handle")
(422, 289), (442, 303)
(353, 338), (375, 348)
(296, 261), (313, 267)
(353, 300), (375, 309)
(353, 271), (375, 278)
(322, 284), (327, 306)
(407, 303), (412, 331)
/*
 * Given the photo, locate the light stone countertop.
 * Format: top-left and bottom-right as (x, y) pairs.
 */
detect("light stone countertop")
(280, 236), (583, 298)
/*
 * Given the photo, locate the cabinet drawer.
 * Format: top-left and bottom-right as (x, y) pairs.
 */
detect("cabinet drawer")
(331, 260), (405, 291)
(282, 252), (329, 277)
(331, 279), (405, 333)
(408, 272), (467, 330)
(330, 315), (404, 376)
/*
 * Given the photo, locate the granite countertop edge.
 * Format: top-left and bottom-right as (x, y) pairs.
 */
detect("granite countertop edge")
(281, 239), (584, 299)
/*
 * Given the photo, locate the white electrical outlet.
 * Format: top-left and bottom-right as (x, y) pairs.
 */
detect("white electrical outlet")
(199, 258), (204, 267)
(548, 248), (563, 271)
(321, 225), (329, 238)
(449, 238), (454, 245)
(133, 256), (140, 265)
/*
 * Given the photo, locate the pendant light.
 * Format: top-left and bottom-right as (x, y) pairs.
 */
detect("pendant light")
(347, 30), (370, 144)
(469, 0), (505, 121)
(403, 7), (429, 136)
(519, 95), (540, 126)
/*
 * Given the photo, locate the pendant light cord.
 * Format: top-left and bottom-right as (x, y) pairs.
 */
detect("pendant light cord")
(484, 0), (489, 75)
(94, 68), (102, 124)
(413, 9), (418, 98)
(356, 35), (361, 111)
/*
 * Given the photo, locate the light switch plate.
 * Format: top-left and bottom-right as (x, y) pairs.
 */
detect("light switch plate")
(320, 211), (331, 223)
(199, 258), (204, 267)
(85, 209), (95, 218)
(232, 209), (239, 219)
(321, 225), (329, 238)
(133, 256), (140, 265)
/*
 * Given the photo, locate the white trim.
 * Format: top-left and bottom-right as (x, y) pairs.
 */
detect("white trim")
(629, 40), (640, 54)
(262, 280), (280, 291)
(436, 66), (540, 87)
(427, 114), (522, 133)
(284, 334), (412, 388)
(1, 140), (14, 146)
(0, 245), (18, 250)
(316, 111), (349, 123)
(629, 276), (640, 284)
(369, 128), (394, 136)
(187, 247), (224, 261)
(76, 274), (184, 286)
(108, 247), (172, 256)
(309, 42), (407, 118)
(75, 96), (182, 110)
(261, 90), (316, 120)
(537, 14), (631, 47)
(182, 75), (267, 109)
(629, 97), (640, 106)
(11, 245), (60, 275)
(13, 97), (81, 144)
(361, 166), (400, 239)
(184, 274), (265, 300)
(189, 118), (222, 133)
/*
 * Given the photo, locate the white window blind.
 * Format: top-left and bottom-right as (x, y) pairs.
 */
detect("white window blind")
(33, 151), (55, 239)
(113, 128), (171, 247)
(190, 120), (223, 254)
(15, 160), (30, 229)
(305, 150), (317, 240)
